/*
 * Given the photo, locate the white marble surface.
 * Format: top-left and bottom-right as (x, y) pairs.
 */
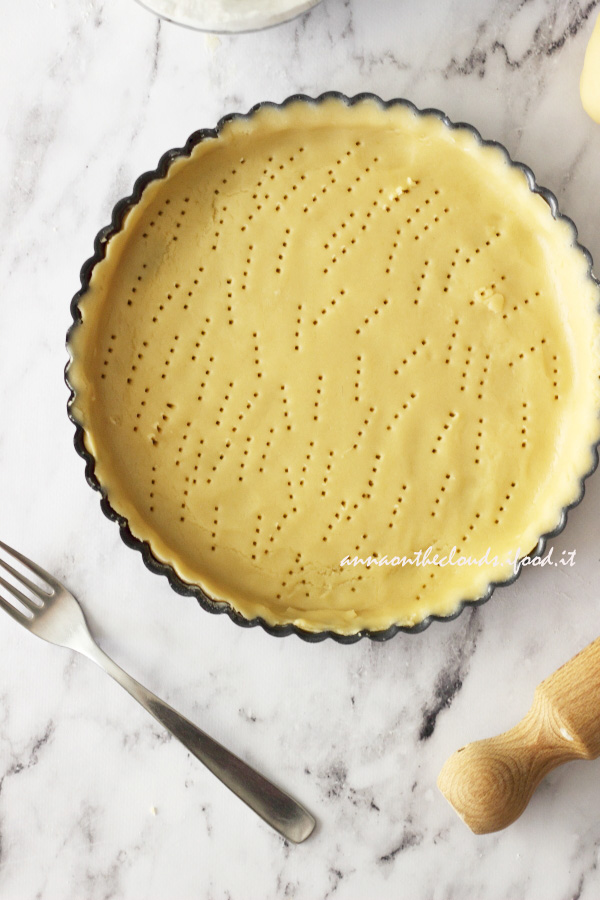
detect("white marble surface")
(1, 0), (600, 897)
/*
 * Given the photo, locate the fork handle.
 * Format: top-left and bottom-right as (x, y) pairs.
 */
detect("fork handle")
(79, 639), (315, 843)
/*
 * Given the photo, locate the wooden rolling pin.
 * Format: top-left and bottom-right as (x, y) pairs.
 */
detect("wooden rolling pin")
(437, 637), (600, 834)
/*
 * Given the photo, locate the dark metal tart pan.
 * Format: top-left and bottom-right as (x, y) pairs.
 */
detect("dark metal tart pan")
(65, 92), (600, 643)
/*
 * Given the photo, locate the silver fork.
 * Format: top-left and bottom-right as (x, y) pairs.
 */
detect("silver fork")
(0, 540), (315, 843)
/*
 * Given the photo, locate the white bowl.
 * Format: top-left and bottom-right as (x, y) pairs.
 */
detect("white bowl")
(134, 0), (323, 33)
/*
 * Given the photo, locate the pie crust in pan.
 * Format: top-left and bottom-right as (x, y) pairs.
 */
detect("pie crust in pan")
(66, 93), (600, 642)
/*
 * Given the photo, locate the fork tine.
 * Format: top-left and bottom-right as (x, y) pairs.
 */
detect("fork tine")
(0, 556), (48, 599)
(0, 590), (29, 623)
(0, 541), (59, 593)
(0, 587), (32, 623)
(0, 574), (40, 612)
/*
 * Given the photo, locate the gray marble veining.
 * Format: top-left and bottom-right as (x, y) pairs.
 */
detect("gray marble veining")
(1, 0), (600, 897)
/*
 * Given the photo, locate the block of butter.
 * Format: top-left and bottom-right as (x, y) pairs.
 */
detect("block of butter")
(581, 12), (600, 123)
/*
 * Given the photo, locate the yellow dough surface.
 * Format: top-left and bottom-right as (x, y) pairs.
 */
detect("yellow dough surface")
(68, 98), (600, 634)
